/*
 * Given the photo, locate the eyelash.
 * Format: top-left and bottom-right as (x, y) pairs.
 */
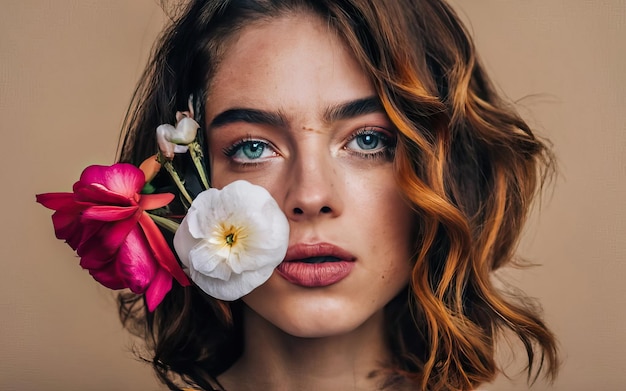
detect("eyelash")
(222, 137), (251, 157)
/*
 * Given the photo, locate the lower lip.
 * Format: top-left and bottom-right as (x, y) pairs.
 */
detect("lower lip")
(276, 261), (354, 287)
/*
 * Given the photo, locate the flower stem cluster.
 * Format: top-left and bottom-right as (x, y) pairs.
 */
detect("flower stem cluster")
(154, 99), (210, 207)
(37, 101), (290, 309)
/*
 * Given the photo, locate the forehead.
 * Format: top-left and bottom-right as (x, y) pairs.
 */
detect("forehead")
(205, 13), (375, 122)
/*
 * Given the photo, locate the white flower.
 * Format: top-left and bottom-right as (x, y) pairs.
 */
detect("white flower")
(173, 180), (289, 301)
(156, 115), (200, 159)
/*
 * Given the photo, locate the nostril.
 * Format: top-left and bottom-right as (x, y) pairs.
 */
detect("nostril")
(293, 207), (304, 215)
(320, 206), (332, 214)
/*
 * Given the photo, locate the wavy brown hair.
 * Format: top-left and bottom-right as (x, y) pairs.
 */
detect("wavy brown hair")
(118, 0), (559, 390)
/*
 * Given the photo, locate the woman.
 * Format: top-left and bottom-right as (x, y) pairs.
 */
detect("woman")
(39, 0), (559, 390)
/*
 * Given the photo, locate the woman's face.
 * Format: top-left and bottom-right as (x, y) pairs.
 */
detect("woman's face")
(205, 13), (415, 338)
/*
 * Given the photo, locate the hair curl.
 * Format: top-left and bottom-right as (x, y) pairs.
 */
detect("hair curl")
(118, 1), (559, 390)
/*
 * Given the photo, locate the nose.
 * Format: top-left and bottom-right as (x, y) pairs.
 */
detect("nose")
(283, 149), (343, 222)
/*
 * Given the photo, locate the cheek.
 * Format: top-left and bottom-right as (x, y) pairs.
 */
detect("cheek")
(209, 159), (284, 195)
(356, 181), (416, 277)
(358, 179), (415, 246)
(381, 195), (416, 268)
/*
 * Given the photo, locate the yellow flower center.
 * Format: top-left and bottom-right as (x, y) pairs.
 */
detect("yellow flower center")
(221, 224), (246, 248)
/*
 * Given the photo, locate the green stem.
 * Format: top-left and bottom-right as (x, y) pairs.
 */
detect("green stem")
(189, 141), (210, 190)
(148, 213), (180, 234)
(158, 153), (193, 205)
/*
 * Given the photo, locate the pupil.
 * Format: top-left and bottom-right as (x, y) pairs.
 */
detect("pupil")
(357, 134), (379, 150)
(243, 142), (264, 159)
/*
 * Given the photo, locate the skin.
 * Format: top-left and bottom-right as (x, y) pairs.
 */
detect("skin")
(205, 13), (415, 391)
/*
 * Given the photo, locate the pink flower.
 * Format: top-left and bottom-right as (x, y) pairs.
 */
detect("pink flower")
(36, 163), (189, 311)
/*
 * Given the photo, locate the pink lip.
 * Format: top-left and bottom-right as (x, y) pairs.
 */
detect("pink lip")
(276, 243), (356, 287)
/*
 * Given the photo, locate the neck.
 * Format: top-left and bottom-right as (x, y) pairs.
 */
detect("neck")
(219, 306), (394, 391)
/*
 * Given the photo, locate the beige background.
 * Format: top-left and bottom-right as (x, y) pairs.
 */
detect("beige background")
(1, 1), (624, 390)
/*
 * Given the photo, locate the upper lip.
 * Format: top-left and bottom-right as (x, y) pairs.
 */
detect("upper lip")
(284, 242), (356, 262)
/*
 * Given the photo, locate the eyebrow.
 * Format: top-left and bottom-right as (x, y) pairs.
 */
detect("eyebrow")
(322, 96), (383, 123)
(209, 108), (286, 129)
(208, 96), (383, 129)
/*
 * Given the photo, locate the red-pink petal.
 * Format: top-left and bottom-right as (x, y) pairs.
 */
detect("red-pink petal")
(36, 192), (76, 210)
(77, 215), (138, 261)
(138, 213), (190, 286)
(139, 193), (175, 211)
(74, 220), (106, 258)
(79, 252), (113, 270)
(145, 267), (173, 312)
(38, 195), (89, 250)
(89, 262), (126, 290)
(115, 226), (156, 293)
(75, 183), (134, 206)
(80, 164), (144, 198)
(82, 205), (138, 221)
(51, 210), (86, 250)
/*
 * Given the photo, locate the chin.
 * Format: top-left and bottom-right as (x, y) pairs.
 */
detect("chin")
(242, 279), (388, 340)
(270, 312), (369, 339)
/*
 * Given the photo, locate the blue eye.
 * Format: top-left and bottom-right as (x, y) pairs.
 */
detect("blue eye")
(344, 128), (394, 158)
(224, 139), (277, 163)
(354, 133), (380, 150)
(240, 141), (265, 159)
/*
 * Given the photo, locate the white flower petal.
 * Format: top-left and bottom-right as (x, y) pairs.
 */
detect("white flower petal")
(156, 124), (176, 159)
(191, 264), (276, 301)
(173, 145), (189, 153)
(173, 217), (194, 269)
(167, 117), (199, 145)
(186, 189), (221, 239)
(188, 243), (243, 282)
(173, 180), (289, 300)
